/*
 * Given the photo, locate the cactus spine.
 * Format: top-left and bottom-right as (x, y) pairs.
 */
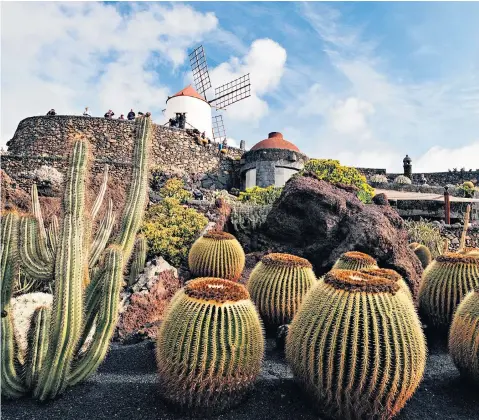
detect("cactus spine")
(286, 270), (427, 420)
(332, 251), (379, 271)
(156, 277), (264, 414)
(188, 231), (245, 281)
(247, 253), (316, 329)
(409, 242), (432, 269)
(360, 267), (413, 302)
(1, 116), (152, 401)
(448, 288), (479, 383)
(128, 235), (147, 286)
(419, 253), (479, 330)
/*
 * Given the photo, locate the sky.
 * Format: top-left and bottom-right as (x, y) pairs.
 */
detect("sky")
(1, 1), (479, 172)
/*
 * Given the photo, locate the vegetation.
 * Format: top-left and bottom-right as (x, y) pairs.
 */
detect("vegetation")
(247, 253), (316, 329)
(286, 269), (426, 420)
(159, 178), (192, 203)
(156, 278), (264, 414)
(394, 175), (412, 184)
(419, 253), (479, 330)
(302, 159), (375, 203)
(404, 218), (444, 258)
(1, 116), (152, 401)
(188, 231), (245, 281)
(238, 185), (283, 205)
(128, 235), (147, 286)
(230, 202), (272, 233)
(449, 288), (479, 383)
(409, 242), (432, 269)
(141, 198), (208, 267)
(369, 173), (388, 185)
(332, 251), (379, 271)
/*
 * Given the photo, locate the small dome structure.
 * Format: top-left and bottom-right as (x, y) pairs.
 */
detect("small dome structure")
(240, 131), (307, 190)
(251, 132), (300, 152)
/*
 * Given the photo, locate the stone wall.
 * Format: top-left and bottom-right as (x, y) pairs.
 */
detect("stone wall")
(441, 224), (479, 251)
(3, 115), (243, 193)
(376, 171), (479, 187)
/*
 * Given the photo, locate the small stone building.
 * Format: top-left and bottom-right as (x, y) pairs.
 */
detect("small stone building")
(240, 132), (308, 190)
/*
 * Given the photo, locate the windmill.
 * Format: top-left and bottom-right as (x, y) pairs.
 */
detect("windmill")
(164, 45), (251, 144)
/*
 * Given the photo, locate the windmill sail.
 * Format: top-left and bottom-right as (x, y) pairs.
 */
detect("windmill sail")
(212, 115), (226, 143)
(209, 73), (251, 110)
(189, 45), (212, 99)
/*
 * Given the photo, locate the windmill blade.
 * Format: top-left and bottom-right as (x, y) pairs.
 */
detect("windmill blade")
(212, 115), (226, 143)
(209, 73), (251, 110)
(189, 45), (212, 98)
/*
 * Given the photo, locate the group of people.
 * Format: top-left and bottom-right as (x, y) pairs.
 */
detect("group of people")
(47, 108), (149, 120)
(169, 112), (186, 129)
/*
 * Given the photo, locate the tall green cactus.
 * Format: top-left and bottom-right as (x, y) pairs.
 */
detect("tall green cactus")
(448, 288), (479, 383)
(1, 116), (152, 401)
(332, 251), (379, 271)
(247, 253), (316, 329)
(419, 252), (479, 330)
(128, 235), (147, 286)
(286, 269), (427, 420)
(156, 277), (264, 414)
(188, 231), (245, 281)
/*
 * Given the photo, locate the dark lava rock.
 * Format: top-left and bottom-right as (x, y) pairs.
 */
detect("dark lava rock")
(259, 176), (423, 299)
(373, 192), (389, 206)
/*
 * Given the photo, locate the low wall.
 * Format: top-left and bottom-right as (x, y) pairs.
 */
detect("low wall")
(381, 171), (479, 187)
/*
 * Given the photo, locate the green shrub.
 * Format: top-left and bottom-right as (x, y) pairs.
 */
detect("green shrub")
(404, 218), (444, 259)
(230, 202), (272, 233)
(159, 178), (192, 204)
(140, 198), (208, 266)
(238, 186), (283, 205)
(302, 159), (374, 203)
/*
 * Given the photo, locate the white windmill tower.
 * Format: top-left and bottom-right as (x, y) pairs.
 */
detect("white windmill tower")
(164, 45), (251, 143)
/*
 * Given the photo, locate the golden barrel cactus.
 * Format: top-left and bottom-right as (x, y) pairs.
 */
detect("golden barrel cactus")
(409, 242), (432, 269)
(360, 267), (413, 302)
(286, 270), (426, 420)
(156, 277), (264, 414)
(188, 231), (245, 281)
(247, 253), (316, 329)
(449, 288), (479, 383)
(332, 251), (378, 271)
(419, 253), (479, 330)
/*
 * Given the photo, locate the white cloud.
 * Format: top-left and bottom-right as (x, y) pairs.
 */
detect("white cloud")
(1, 2), (218, 146)
(414, 142), (479, 172)
(329, 97), (374, 138)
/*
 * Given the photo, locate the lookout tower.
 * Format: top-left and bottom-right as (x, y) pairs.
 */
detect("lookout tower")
(240, 132), (308, 190)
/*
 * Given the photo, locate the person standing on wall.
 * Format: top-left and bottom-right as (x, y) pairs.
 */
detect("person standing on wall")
(46, 109), (56, 116)
(83, 107), (91, 117)
(104, 109), (114, 119)
(127, 109), (135, 120)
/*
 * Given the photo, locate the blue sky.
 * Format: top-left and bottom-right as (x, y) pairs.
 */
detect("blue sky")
(2, 2), (479, 171)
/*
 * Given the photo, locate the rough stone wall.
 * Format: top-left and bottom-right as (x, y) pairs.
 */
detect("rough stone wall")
(379, 171), (479, 187)
(441, 224), (479, 251)
(3, 115), (243, 193)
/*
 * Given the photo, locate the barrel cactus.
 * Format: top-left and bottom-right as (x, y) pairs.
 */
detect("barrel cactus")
(409, 242), (432, 269)
(332, 251), (379, 271)
(156, 277), (264, 414)
(419, 253), (479, 330)
(449, 288), (479, 383)
(286, 270), (426, 420)
(369, 174), (388, 185)
(360, 267), (413, 302)
(247, 253), (316, 329)
(394, 175), (412, 185)
(188, 231), (245, 281)
(463, 181), (475, 189)
(1, 116), (152, 401)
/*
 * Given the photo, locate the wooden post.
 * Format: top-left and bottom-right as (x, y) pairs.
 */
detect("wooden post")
(444, 186), (451, 224)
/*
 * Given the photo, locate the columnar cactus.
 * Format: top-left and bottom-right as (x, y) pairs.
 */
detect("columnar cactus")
(449, 288), (479, 383)
(286, 270), (426, 420)
(156, 277), (264, 414)
(188, 231), (245, 281)
(419, 253), (479, 330)
(360, 267), (413, 301)
(128, 235), (147, 286)
(247, 253), (316, 329)
(332, 251), (379, 271)
(1, 116), (152, 401)
(409, 242), (432, 269)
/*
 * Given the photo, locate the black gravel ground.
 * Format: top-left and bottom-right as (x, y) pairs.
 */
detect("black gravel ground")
(2, 336), (479, 420)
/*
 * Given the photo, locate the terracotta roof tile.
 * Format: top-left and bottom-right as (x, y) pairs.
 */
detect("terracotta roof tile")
(250, 132), (300, 152)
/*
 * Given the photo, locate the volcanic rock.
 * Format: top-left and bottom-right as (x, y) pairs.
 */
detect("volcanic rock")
(258, 175), (423, 299)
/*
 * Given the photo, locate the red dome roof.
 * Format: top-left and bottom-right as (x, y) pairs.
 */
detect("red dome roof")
(250, 132), (300, 152)
(167, 85), (208, 103)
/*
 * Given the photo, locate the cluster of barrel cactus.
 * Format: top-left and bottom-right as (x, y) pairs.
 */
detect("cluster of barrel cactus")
(1, 116), (152, 401)
(332, 251), (379, 271)
(188, 231), (245, 281)
(394, 175), (412, 185)
(409, 242), (432, 269)
(286, 269), (427, 420)
(419, 252), (479, 329)
(156, 277), (264, 414)
(247, 253), (316, 329)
